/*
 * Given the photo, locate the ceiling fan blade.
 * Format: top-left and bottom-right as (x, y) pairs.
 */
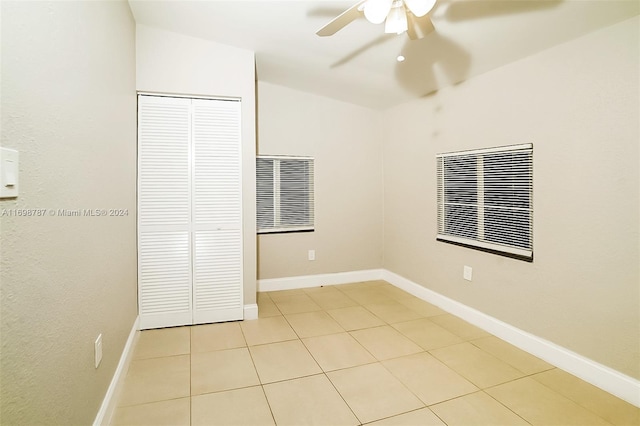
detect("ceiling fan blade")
(364, 0), (394, 24)
(404, 0), (437, 17)
(407, 12), (435, 40)
(316, 1), (366, 36)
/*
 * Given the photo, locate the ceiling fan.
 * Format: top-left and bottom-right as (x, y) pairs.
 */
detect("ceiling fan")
(316, 0), (437, 40)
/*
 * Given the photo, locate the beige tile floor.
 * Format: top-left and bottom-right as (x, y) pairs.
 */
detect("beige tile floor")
(111, 280), (640, 426)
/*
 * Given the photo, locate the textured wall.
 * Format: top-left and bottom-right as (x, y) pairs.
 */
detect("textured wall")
(382, 17), (639, 379)
(0, 1), (137, 424)
(257, 82), (384, 279)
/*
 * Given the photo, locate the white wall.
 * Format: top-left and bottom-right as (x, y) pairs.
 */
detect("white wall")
(136, 25), (257, 305)
(257, 82), (384, 279)
(383, 16), (639, 379)
(0, 1), (137, 424)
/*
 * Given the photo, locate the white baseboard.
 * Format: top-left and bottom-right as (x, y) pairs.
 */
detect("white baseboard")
(382, 270), (640, 408)
(93, 316), (140, 426)
(257, 269), (384, 292)
(244, 303), (258, 320)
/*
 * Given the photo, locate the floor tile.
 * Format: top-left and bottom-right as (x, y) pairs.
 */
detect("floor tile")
(429, 314), (490, 340)
(363, 301), (423, 324)
(341, 287), (391, 305)
(257, 297), (282, 318)
(307, 289), (359, 310)
(378, 285), (418, 302)
(382, 352), (478, 405)
(396, 297), (447, 317)
(191, 321), (245, 353)
(240, 316), (297, 346)
(267, 288), (307, 302)
(111, 397), (190, 426)
(392, 318), (464, 350)
(118, 355), (190, 406)
(257, 291), (272, 302)
(327, 363), (424, 424)
(350, 325), (423, 361)
(431, 391), (529, 425)
(487, 377), (612, 425)
(284, 311), (344, 338)
(132, 327), (190, 360)
(327, 306), (385, 331)
(471, 335), (553, 375)
(302, 332), (376, 371)
(114, 281), (632, 426)
(430, 342), (525, 388)
(191, 347), (259, 395)
(273, 293), (323, 314)
(249, 340), (321, 383)
(302, 285), (342, 294)
(366, 408), (446, 426)
(532, 369), (640, 425)
(191, 386), (275, 426)
(264, 374), (360, 426)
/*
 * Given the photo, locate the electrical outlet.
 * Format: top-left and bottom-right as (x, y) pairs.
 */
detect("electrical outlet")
(463, 266), (473, 281)
(308, 250), (315, 261)
(95, 334), (103, 368)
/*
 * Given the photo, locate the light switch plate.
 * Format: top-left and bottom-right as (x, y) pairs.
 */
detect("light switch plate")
(0, 147), (19, 198)
(95, 334), (103, 368)
(463, 266), (473, 281)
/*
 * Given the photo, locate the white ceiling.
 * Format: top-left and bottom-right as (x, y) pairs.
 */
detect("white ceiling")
(128, 0), (639, 109)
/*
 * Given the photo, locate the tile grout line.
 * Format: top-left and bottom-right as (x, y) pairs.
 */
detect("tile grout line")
(477, 389), (534, 426)
(484, 372), (616, 426)
(275, 284), (436, 425)
(271, 285), (376, 425)
(239, 316), (278, 425)
(325, 282), (545, 423)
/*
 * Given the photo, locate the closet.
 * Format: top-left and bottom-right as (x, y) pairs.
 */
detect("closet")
(137, 94), (243, 330)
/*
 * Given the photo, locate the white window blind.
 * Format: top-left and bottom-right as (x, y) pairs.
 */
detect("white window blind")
(437, 144), (533, 260)
(257, 156), (314, 233)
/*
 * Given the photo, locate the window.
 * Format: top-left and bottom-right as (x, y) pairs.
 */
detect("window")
(436, 144), (533, 261)
(257, 156), (314, 233)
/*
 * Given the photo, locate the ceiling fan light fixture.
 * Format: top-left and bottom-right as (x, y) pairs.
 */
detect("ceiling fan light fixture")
(403, 0), (437, 17)
(385, 3), (408, 34)
(315, 0), (436, 39)
(363, 0), (394, 24)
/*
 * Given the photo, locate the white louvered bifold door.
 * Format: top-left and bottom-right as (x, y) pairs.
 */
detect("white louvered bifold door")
(137, 95), (243, 329)
(192, 99), (243, 324)
(138, 95), (193, 329)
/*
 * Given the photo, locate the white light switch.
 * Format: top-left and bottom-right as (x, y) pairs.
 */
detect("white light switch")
(95, 334), (103, 368)
(308, 250), (315, 261)
(463, 266), (473, 281)
(0, 148), (19, 198)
